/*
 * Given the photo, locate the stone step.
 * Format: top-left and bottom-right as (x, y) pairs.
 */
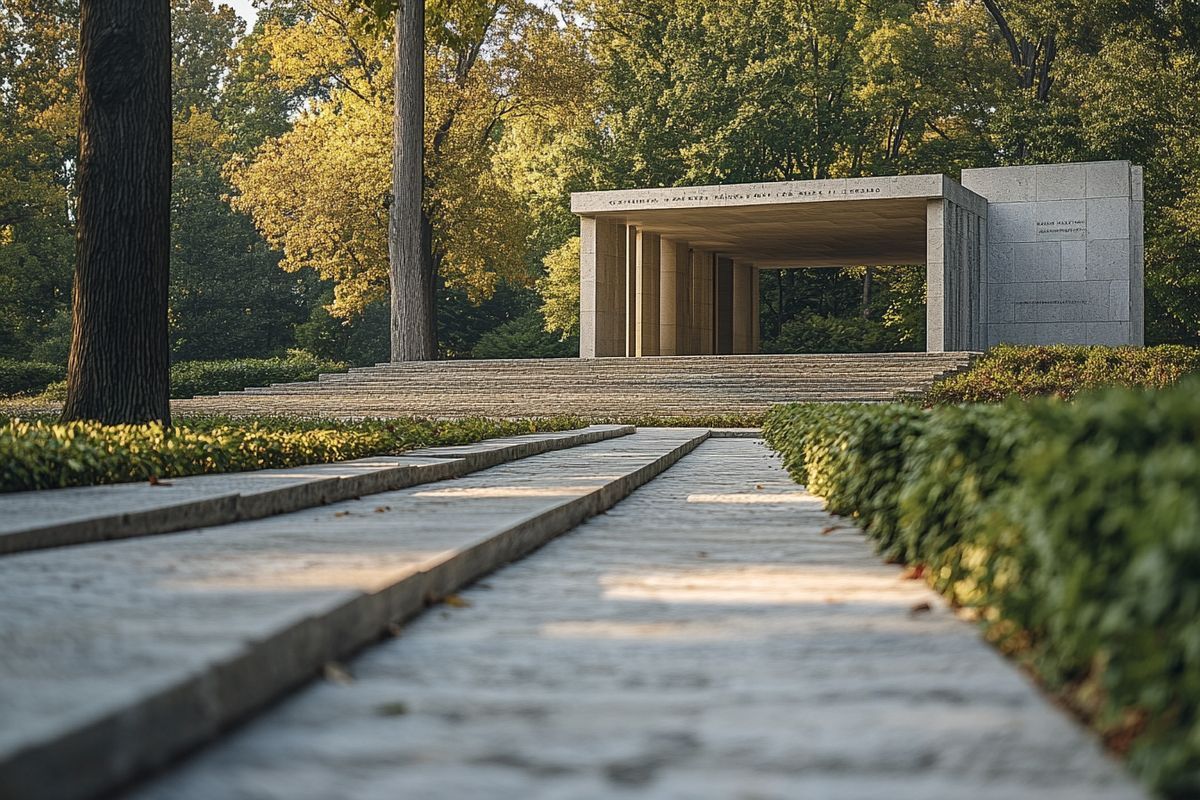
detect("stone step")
(0, 429), (708, 800)
(0, 426), (633, 556)
(180, 353), (975, 418)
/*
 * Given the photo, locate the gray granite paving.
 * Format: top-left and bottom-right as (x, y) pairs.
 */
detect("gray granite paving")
(0, 425), (632, 555)
(130, 439), (1144, 800)
(0, 428), (701, 800)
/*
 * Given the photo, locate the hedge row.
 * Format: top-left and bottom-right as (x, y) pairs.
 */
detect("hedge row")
(0, 358), (66, 396)
(927, 343), (1200, 404)
(1, 352), (350, 400)
(169, 351), (348, 398)
(763, 385), (1200, 797)
(0, 414), (587, 493)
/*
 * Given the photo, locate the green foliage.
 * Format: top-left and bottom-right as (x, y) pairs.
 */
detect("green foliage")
(0, 414), (588, 493)
(471, 311), (577, 359)
(763, 312), (913, 354)
(0, 358), (66, 396)
(169, 351), (348, 398)
(764, 383), (1200, 796)
(927, 344), (1200, 404)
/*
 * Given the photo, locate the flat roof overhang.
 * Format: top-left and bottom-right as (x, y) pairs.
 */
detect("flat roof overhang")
(571, 174), (986, 268)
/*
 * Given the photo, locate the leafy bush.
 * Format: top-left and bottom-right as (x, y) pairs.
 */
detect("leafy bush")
(927, 344), (1200, 404)
(0, 359), (66, 396)
(471, 311), (577, 359)
(169, 351), (348, 398)
(764, 384), (1200, 797)
(0, 414), (588, 493)
(763, 312), (914, 354)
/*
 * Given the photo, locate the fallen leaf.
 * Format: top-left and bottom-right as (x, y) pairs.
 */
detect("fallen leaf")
(374, 506), (391, 513)
(903, 565), (927, 580)
(323, 662), (354, 685)
(147, 475), (172, 487)
(755, 484), (763, 490)
(443, 594), (471, 608)
(820, 525), (840, 536)
(376, 701), (409, 717)
(909, 602), (932, 616)
(334, 511), (351, 518)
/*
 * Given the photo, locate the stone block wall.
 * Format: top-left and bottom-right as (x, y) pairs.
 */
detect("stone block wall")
(961, 161), (1144, 347)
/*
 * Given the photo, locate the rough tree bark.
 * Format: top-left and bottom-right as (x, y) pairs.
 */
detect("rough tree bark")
(390, 0), (437, 361)
(62, 0), (172, 424)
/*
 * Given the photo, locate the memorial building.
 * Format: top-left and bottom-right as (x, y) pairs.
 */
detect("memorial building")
(572, 160), (1144, 356)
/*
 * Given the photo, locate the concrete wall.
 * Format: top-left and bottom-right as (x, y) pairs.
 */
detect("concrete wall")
(961, 161), (1144, 346)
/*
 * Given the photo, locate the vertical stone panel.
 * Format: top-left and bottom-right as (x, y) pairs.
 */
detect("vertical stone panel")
(926, 198), (948, 352)
(624, 225), (638, 356)
(751, 268), (761, 354)
(635, 230), (661, 356)
(715, 257), (734, 354)
(691, 249), (715, 354)
(659, 237), (690, 355)
(731, 262), (753, 353)
(579, 216), (627, 357)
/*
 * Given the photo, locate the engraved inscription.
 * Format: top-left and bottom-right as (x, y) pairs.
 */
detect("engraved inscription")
(604, 184), (883, 207)
(1035, 219), (1086, 235)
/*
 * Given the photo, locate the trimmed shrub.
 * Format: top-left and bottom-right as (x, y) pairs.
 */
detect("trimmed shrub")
(471, 311), (577, 359)
(0, 359), (66, 396)
(927, 344), (1200, 404)
(0, 415), (588, 493)
(169, 351), (348, 398)
(764, 383), (1200, 797)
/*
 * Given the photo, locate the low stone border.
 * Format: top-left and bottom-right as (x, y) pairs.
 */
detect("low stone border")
(0, 425), (634, 557)
(0, 429), (705, 800)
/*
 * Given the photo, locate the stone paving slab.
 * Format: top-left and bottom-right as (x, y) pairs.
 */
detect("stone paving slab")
(130, 439), (1144, 800)
(0, 428), (704, 800)
(0, 425), (632, 556)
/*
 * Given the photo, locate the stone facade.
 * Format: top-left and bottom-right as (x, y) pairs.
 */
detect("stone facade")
(574, 161), (1143, 356)
(961, 161), (1144, 346)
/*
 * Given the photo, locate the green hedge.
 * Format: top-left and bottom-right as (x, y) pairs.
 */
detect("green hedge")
(927, 344), (1200, 404)
(0, 415), (587, 493)
(763, 386), (1200, 797)
(0, 359), (66, 396)
(4, 352), (350, 401)
(169, 351), (348, 398)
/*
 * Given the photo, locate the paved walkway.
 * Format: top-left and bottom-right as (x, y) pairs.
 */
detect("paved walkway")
(0, 429), (701, 800)
(130, 439), (1142, 800)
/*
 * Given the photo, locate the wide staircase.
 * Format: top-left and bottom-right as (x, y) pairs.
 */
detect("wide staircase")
(176, 352), (977, 419)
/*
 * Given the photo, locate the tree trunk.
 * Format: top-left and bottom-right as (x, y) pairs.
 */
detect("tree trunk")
(390, 0), (436, 361)
(62, 0), (172, 424)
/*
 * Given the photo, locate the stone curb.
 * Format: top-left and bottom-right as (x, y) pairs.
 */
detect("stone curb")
(0, 425), (634, 557)
(0, 430), (707, 800)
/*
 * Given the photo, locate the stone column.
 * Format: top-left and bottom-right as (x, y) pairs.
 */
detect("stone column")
(635, 229), (661, 356)
(926, 199), (950, 352)
(659, 237), (690, 355)
(714, 257), (733, 354)
(751, 267), (761, 353)
(731, 261), (754, 353)
(579, 216), (626, 358)
(624, 225), (638, 356)
(690, 249), (715, 354)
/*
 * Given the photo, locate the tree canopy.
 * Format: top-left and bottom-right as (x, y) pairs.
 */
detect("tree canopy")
(1, 0), (1198, 365)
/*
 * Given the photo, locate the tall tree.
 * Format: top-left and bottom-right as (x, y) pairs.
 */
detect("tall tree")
(63, 0), (172, 423)
(390, 0), (434, 360)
